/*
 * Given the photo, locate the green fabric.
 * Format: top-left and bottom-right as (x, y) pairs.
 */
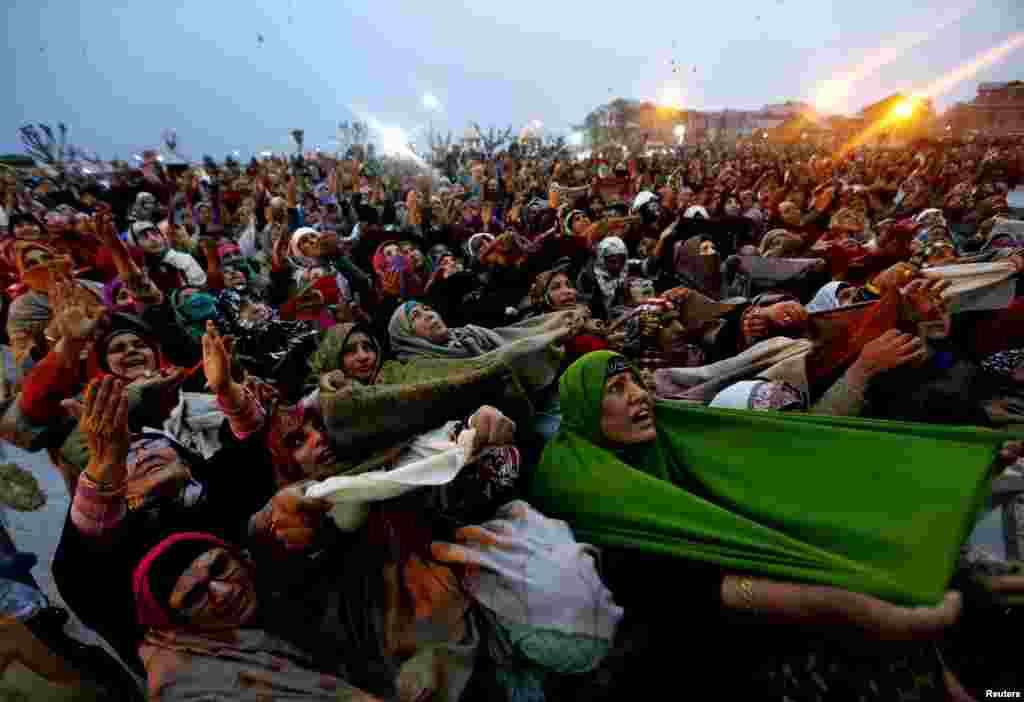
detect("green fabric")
(531, 351), (1008, 606)
(307, 322), (382, 386)
(320, 321), (571, 455)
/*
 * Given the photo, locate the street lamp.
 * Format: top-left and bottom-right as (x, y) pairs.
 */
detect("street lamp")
(894, 100), (915, 118)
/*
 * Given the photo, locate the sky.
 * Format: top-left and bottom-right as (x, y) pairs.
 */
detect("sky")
(3, 0), (1023, 160)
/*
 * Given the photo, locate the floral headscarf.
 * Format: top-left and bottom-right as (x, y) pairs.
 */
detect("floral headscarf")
(593, 237), (628, 302)
(529, 261), (574, 310)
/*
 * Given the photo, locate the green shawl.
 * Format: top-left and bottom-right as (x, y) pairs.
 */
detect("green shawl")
(320, 323), (570, 455)
(530, 350), (1007, 606)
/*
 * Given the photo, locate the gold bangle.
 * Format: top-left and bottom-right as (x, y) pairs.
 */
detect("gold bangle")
(738, 577), (756, 610)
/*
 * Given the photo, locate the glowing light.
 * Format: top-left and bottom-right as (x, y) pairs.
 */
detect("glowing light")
(569, 131), (584, 146)
(132, 154), (142, 162)
(838, 32), (1024, 156)
(812, 3), (975, 112)
(156, 155), (164, 162)
(423, 93), (440, 111)
(82, 168), (92, 175)
(893, 100), (915, 118)
(531, 120), (544, 130)
(658, 82), (685, 110)
(673, 125), (686, 138)
(260, 151), (273, 157)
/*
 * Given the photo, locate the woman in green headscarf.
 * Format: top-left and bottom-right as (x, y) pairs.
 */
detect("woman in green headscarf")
(531, 350), (1016, 613)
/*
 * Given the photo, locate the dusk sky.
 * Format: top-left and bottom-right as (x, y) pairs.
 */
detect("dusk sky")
(4, 0), (1023, 160)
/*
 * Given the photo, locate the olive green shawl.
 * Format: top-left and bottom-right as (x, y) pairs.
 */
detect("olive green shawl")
(531, 350), (1007, 606)
(319, 321), (570, 455)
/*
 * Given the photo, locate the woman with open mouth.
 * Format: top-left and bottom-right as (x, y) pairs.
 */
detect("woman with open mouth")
(530, 349), (1024, 698)
(13, 311), (282, 674)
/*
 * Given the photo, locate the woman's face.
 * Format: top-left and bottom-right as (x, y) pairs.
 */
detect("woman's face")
(138, 228), (168, 257)
(627, 278), (655, 305)
(401, 243), (425, 270)
(603, 254), (626, 277)
(410, 305), (450, 344)
(169, 547), (259, 631)
(699, 240), (718, 256)
(106, 332), (158, 381)
(779, 202), (802, 227)
(114, 286), (134, 307)
(298, 234), (320, 258)
(571, 214), (592, 236)
(23, 248), (54, 270)
(546, 273), (577, 309)
(341, 331), (378, 383)
(600, 371), (656, 445)
(636, 237), (657, 259)
(837, 286), (860, 307)
(239, 301), (271, 323)
(590, 199), (606, 218)
(286, 414), (337, 469)
(15, 220), (45, 241)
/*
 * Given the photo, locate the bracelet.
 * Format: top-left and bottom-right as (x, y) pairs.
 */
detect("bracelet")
(737, 577), (756, 610)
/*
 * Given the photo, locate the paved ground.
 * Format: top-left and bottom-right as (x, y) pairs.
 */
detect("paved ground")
(1, 441), (141, 685)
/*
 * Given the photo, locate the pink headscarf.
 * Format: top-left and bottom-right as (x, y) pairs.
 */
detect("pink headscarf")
(132, 532), (234, 628)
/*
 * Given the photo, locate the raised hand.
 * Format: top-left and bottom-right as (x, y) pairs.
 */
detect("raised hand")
(272, 226), (292, 271)
(900, 278), (950, 322)
(201, 320), (232, 396)
(850, 329), (926, 384)
(742, 309), (771, 342)
(465, 405), (516, 458)
(265, 486), (333, 551)
(51, 277), (105, 344)
(71, 377), (130, 481)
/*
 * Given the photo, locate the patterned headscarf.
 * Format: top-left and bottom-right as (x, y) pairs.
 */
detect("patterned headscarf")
(621, 298), (678, 352)
(709, 380), (807, 411)
(593, 237), (628, 302)
(529, 262), (574, 310)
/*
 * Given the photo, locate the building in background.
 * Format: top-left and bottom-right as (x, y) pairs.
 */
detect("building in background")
(945, 82), (1024, 136)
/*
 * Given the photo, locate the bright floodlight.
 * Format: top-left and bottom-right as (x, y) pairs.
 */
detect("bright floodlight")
(673, 125), (686, 138)
(423, 93), (440, 110)
(894, 100), (915, 118)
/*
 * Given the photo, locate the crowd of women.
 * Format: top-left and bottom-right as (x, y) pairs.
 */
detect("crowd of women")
(1, 134), (1024, 700)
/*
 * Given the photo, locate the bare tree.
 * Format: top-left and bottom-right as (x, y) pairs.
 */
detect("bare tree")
(426, 126), (454, 166)
(472, 123), (515, 159)
(19, 123), (66, 174)
(337, 120), (370, 157)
